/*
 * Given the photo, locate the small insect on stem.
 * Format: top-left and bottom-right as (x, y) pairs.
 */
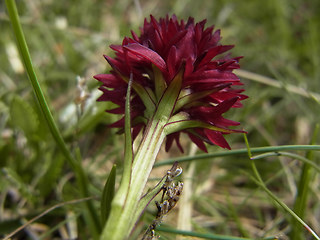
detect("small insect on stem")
(142, 162), (183, 240)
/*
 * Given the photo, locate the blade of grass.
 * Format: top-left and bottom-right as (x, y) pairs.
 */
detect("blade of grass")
(251, 151), (320, 173)
(247, 172), (320, 240)
(226, 193), (250, 238)
(235, 69), (320, 103)
(155, 145), (320, 167)
(157, 226), (278, 240)
(291, 124), (319, 240)
(38, 212), (80, 240)
(243, 134), (320, 240)
(5, 0), (101, 237)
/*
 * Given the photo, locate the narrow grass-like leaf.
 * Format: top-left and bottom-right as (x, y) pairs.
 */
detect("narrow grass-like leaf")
(101, 164), (117, 225)
(38, 212), (80, 240)
(244, 134), (320, 240)
(226, 193), (250, 238)
(123, 73), (133, 188)
(155, 145), (320, 167)
(5, 0), (78, 178)
(153, 65), (167, 101)
(5, 0), (101, 236)
(174, 89), (214, 113)
(235, 69), (320, 103)
(248, 174), (320, 240)
(291, 124), (319, 240)
(164, 119), (241, 135)
(114, 72), (156, 118)
(109, 73), (134, 209)
(155, 69), (183, 122)
(251, 151), (320, 173)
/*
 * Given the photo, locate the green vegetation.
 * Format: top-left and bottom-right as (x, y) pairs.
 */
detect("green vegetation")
(1, 0), (320, 239)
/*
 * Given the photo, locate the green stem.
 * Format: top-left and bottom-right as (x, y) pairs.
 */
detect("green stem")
(100, 65), (183, 240)
(5, 0), (101, 237)
(100, 118), (167, 240)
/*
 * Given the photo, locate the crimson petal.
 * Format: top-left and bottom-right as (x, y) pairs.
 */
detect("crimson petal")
(198, 45), (234, 68)
(94, 74), (126, 88)
(95, 15), (247, 153)
(187, 132), (207, 152)
(124, 43), (167, 72)
(204, 129), (230, 149)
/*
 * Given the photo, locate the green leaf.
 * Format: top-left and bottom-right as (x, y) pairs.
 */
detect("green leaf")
(101, 164), (117, 225)
(110, 73), (134, 209)
(164, 118), (240, 136)
(154, 144), (320, 167)
(153, 65), (167, 101)
(154, 69), (183, 123)
(2, 167), (34, 202)
(116, 72), (156, 118)
(174, 89), (214, 113)
(10, 95), (39, 137)
(123, 74), (133, 184)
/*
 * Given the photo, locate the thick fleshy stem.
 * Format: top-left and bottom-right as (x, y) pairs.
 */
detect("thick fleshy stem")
(100, 70), (183, 240)
(100, 117), (167, 240)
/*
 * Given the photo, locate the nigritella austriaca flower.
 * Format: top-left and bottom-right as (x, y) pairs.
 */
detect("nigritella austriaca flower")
(95, 15), (247, 240)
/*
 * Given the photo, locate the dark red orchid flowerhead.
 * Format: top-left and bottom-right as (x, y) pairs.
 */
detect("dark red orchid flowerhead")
(94, 15), (247, 152)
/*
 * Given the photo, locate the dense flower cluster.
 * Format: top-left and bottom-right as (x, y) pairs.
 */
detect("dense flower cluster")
(95, 15), (247, 152)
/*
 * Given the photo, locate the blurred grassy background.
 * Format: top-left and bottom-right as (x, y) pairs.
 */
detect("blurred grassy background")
(1, 0), (320, 239)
